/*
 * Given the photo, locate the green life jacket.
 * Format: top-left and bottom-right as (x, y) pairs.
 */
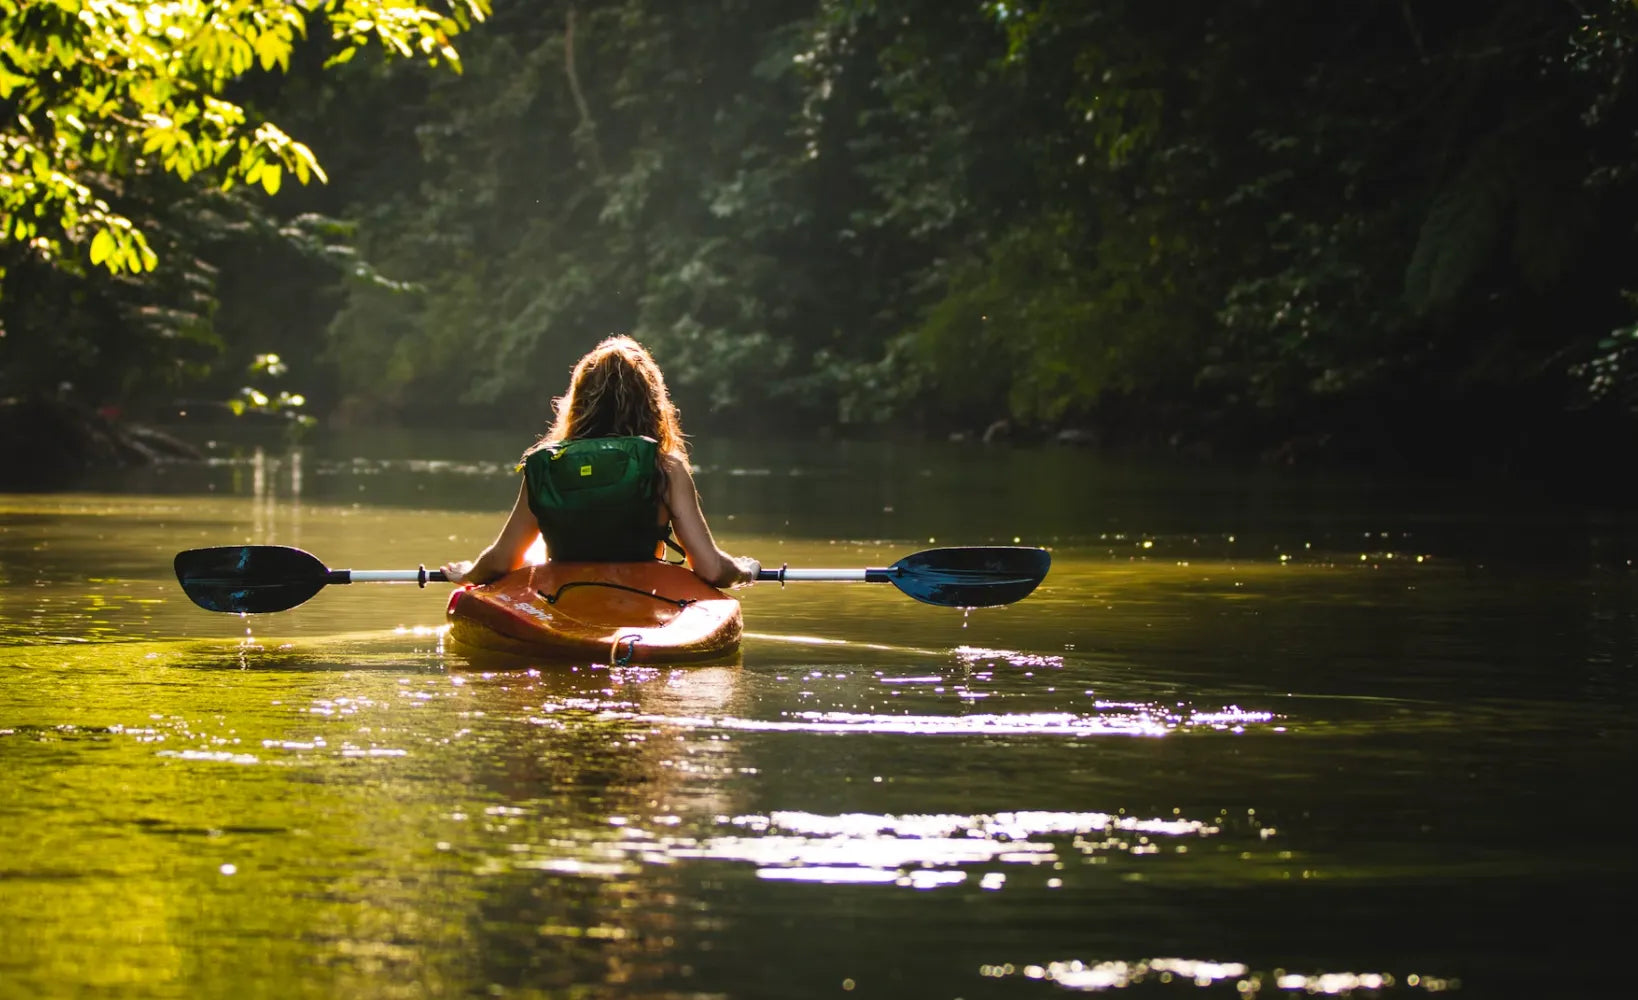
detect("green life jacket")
(522, 435), (669, 562)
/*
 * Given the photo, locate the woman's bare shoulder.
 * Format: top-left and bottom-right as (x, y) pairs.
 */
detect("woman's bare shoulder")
(659, 450), (694, 478)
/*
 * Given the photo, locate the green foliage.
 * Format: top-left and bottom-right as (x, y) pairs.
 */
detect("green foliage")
(0, 0), (486, 290)
(1574, 322), (1638, 409)
(288, 0), (1638, 456)
(1403, 112), (1597, 317)
(228, 351), (316, 440)
(912, 209), (1207, 426)
(0, 0), (487, 409)
(10, 0), (1638, 466)
(313, 0), (821, 423)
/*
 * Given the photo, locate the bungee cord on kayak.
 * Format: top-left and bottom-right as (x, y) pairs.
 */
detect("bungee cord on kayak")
(537, 581), (698, 608)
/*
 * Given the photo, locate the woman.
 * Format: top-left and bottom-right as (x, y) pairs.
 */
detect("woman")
(441, 336), (760, 589)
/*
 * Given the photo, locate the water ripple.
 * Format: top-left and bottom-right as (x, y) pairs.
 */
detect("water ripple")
(615, 705), (1279, 737)
(490, 808), (1225, 887)
(980, 957), (1460, 994)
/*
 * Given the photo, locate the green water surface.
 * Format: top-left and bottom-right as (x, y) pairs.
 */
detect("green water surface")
(1, 434), (1633, 998)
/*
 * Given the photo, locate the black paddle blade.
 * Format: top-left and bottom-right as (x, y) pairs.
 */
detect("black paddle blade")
(885, 546), (1051, 607)
(174, 545), (330, 614)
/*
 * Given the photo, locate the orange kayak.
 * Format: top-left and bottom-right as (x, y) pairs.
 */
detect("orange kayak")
(446, 561), (742, 663)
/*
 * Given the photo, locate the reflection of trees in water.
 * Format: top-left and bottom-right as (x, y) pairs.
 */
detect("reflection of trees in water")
(456, 664), (747, 995)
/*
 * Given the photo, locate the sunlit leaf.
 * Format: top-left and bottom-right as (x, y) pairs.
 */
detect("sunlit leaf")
(89, 228), (114, 265)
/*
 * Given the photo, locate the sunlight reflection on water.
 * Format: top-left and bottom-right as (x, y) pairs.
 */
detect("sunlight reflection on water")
(979, 957), (1461, 994)
(468, 807), (1229, 890)
(614, 706), (1279, 736)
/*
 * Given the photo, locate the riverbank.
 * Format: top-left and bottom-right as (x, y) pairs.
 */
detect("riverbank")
(0, 397), (201, 487)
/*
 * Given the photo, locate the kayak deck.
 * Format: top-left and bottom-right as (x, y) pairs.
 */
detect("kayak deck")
(446, 561), (742, 663)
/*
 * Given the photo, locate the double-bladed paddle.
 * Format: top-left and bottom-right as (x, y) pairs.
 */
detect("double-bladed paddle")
(173, 544), (1051, 615)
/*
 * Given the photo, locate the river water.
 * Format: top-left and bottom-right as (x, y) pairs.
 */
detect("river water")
(1, 431), (1633, 998)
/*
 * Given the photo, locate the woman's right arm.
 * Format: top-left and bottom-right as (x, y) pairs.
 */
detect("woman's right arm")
(664, 454), (758, 589)
(441, 480), (541, 585)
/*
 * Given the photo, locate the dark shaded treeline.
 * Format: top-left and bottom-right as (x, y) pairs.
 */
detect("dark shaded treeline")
(4, 0), (1636, 478)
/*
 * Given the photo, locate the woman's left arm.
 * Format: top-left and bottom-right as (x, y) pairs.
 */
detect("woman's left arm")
(664, 454), (758, 588)
(442, 481), (540, 585)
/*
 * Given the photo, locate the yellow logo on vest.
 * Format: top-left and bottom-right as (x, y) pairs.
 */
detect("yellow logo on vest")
(580, 465), (593, 477)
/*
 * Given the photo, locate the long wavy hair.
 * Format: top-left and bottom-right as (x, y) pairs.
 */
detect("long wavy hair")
(525, 336), (687, 459)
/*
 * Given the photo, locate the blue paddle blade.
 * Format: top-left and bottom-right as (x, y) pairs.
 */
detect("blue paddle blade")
(174, 545), (330, 614)
(883, 546), (1051, 607)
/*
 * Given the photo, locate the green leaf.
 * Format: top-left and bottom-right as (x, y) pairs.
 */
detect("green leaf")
(260, 163), (282, 196)
(89, 229), (114, 266)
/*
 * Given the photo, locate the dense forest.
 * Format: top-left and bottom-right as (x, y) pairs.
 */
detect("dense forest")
(5, 0), (1638, 475)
